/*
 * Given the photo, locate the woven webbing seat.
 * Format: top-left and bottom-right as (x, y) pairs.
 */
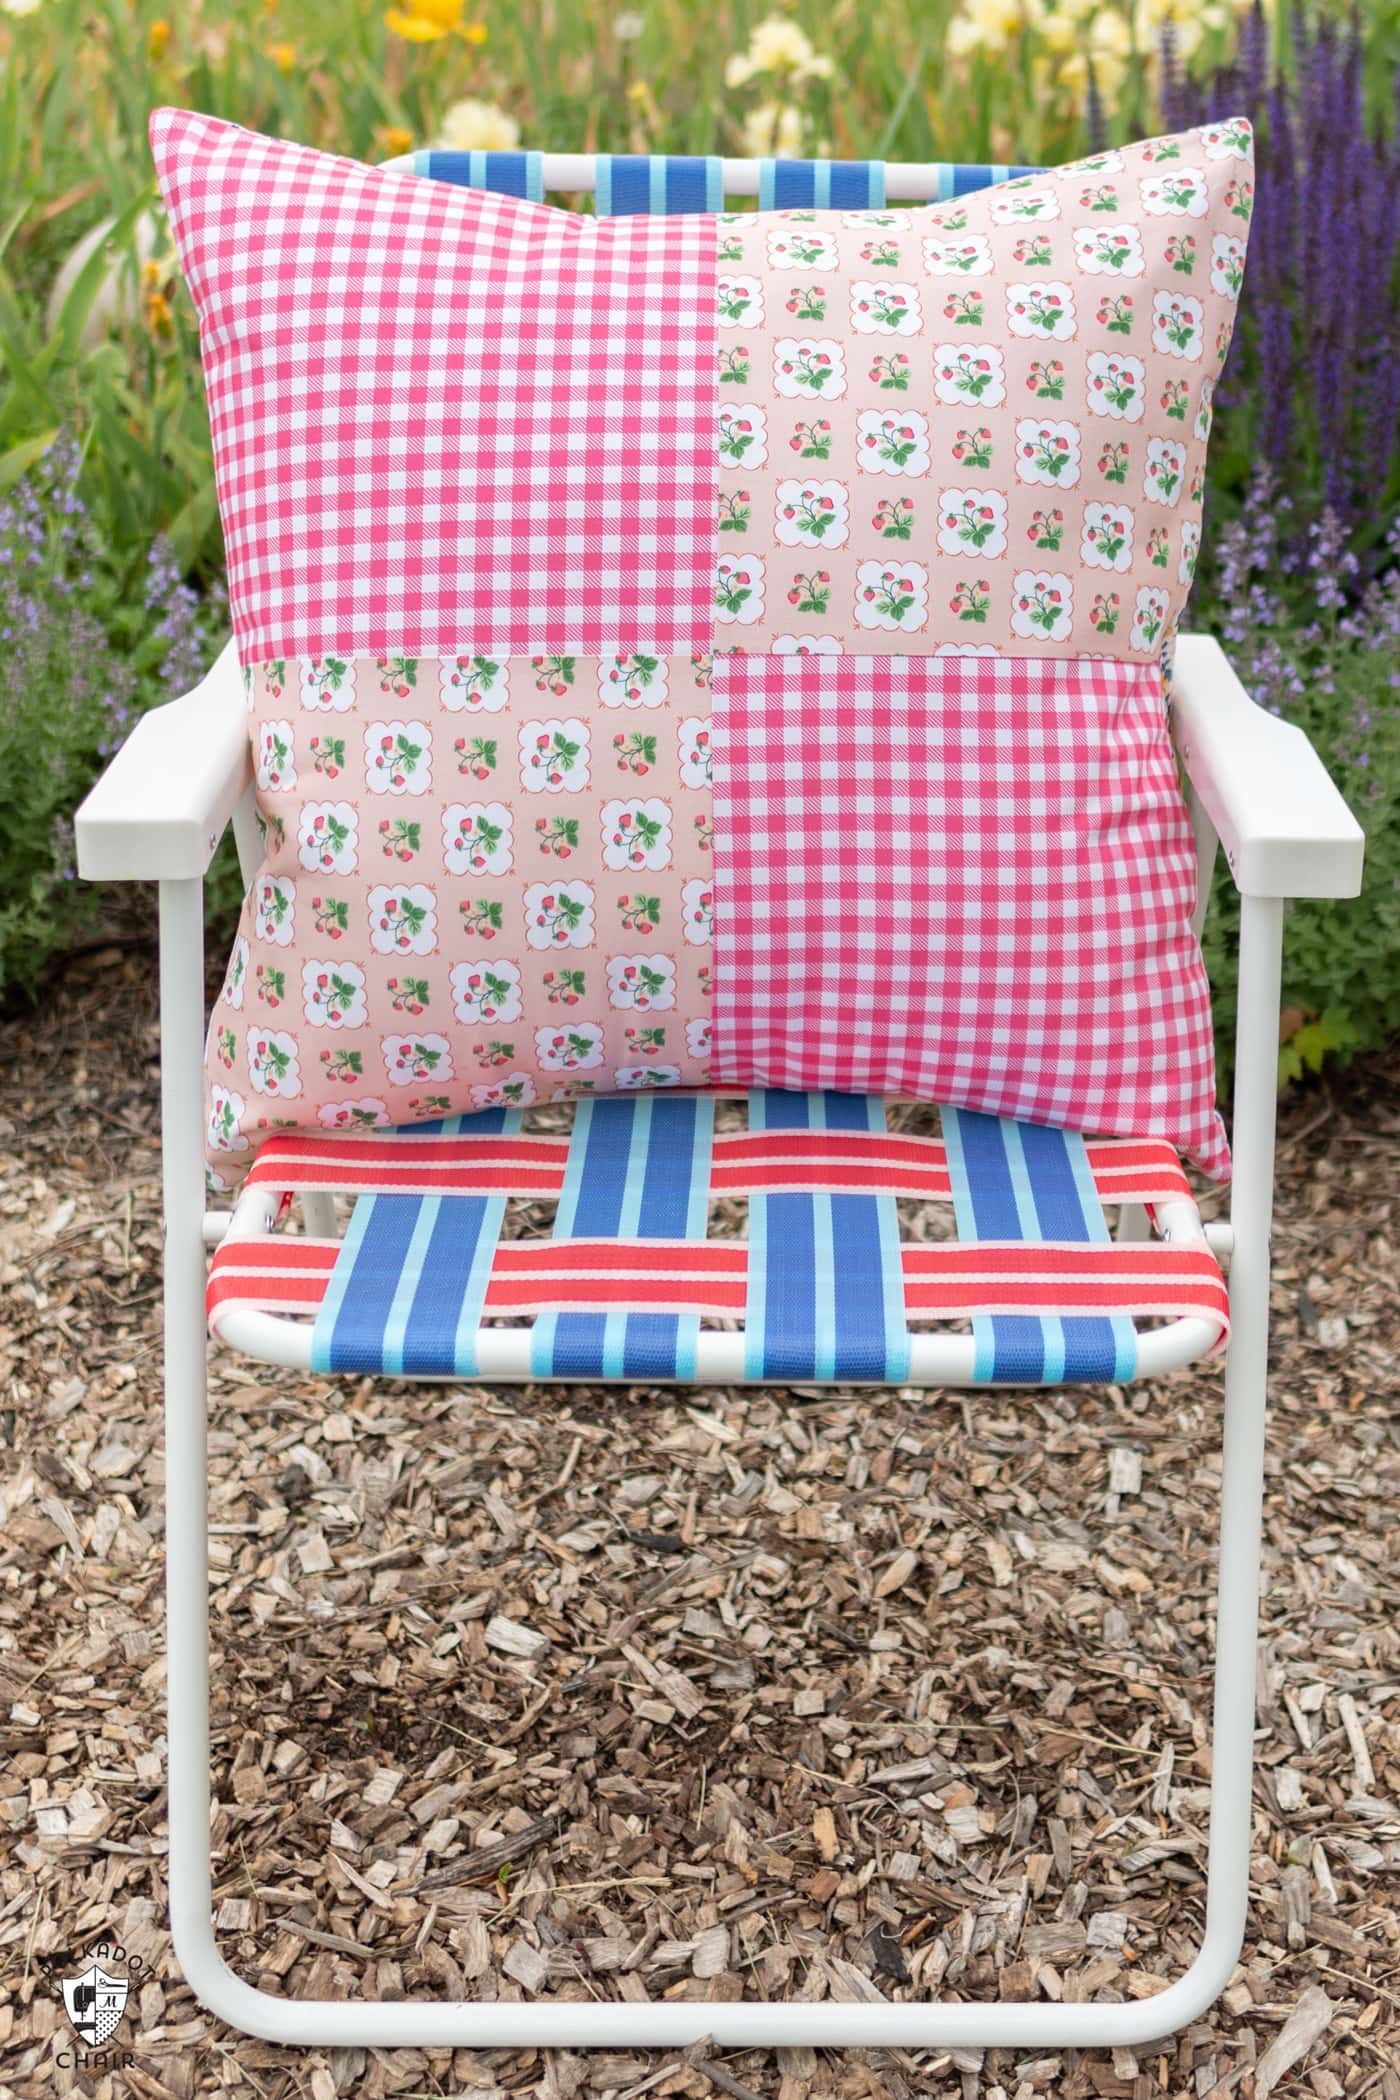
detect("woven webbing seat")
(210, 1091), (1227, 1384)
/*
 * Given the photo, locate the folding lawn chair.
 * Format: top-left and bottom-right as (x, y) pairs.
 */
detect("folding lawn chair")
(74, 147), (1365, 2055)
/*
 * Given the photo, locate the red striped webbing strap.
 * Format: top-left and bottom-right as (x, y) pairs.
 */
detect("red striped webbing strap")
(240, 1122), (1194, 1206)
(208, 1112), (1228, 1369)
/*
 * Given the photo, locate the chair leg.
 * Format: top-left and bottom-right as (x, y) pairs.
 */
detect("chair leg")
(301, 1191), (337, 1238)
(1186, 893), (1284, 1989)
(158, 877), (1285, 2051)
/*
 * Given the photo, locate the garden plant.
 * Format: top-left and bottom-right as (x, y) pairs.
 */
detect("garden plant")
(0, 0), (1397, 1087)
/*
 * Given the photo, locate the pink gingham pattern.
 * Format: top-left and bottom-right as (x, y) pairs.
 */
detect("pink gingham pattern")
(709, 652), (1228, 1177)
(150, 109), (718, 661)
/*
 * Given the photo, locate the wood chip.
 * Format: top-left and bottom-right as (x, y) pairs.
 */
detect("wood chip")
(484, 1613), (548, 1658)
(621, 1642), (706, 1721)
(1254, 1986), (1336, 2099)
(1107, 1446), (1142, 1496)
(7, 953), (1400, 2092)
(1337, 1691), (1376, 1792)
(874, 1547), (918, 1597)
(692, 1925), (729, 1979)
(501, 1939), (550, 1992)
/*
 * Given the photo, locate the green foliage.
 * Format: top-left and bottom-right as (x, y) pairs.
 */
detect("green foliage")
(0, 651), (110, 1002)
(1, 0), (1396, 1090)
(0, 438), (228, 1000)
(1198, 549), (1400, 1094)
(1276, 1007), (1359, 1088)
(0, 0), (1274, 573)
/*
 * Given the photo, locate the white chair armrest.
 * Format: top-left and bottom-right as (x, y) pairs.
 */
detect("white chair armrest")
(1171, 632), (1364, 900)
(75, 638), (251, 881)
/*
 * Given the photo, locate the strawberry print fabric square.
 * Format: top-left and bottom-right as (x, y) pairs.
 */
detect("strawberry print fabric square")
(709, 651), (1228, 1177)
(206, 650), (716, 1175)
(711, 115), (1252, 665)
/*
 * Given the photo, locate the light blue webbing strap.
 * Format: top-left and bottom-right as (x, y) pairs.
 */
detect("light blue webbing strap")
(932, 161), (1042, 198)
(940, 1107), (1136, 1385)
(311, 1109), (515, 1378)
(411, 149), (545, 199)
(742, 1091), (910, 1383)
(595, 155), (726, 215)
(412, 150), (1044, 216)
(757, 159), (886, 212)
(530, 1092), (715, 1380)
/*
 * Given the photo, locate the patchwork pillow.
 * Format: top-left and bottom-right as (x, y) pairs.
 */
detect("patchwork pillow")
(151, 108), (1252, 1186)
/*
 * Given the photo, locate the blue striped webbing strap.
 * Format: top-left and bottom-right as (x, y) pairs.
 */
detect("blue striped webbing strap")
(595, 155), (726, 215)
(530, 1091), (715, 1380)
(310, 1109), (514, 1377)
(757, 160), (887, 211)
(411, 149), (545, 200)
(743, 1091), (910, 1383)
(410, 153), (1043, 214)
(925, 162), (1042, 199)
(940, 1107), (1137, 1385)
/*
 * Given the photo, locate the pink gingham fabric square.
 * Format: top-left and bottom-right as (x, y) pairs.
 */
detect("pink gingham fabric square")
(150, 109), (717, 662)
(709, 652), (1228, 1177)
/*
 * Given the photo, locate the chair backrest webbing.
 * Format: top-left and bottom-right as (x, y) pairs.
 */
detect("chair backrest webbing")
(411, 148), (546, 200)
(401, 151), (1043, 210)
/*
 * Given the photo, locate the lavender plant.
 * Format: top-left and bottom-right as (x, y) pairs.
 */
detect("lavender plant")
(1162, 11), (1400, 1081)
(1200, 478), (1400, 1084)
(0, 437), (226, 999)
(1164, 7), (1400, 568)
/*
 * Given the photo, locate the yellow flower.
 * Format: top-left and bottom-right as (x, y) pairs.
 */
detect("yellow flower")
(1057, 40), (1127, 104)
(148, 17), (171, 59)
(725, 14), (832, 88)
(140, 260), (174, 340)
(945, 13), (984, 56)
(379, 125), (415, 157)
(739, 100), (805, 158)
(945, 0), (1027, 60)
(625, 76), (661, 134)
(435, 96), (521, 152)
(977, 0), (1030, 30)
(385, 0), (486, 43)
(1089, 7), (1131, 58)
(1023, 0), (1079, 54)
(266, 40), (297, 72)
(1133, 0), (1225, 60)
(0, 0), (43, 17)
(1057, 49), (1089, 96)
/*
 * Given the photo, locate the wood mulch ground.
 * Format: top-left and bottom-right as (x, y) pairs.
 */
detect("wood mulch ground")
(1, 945), (1397, 2100)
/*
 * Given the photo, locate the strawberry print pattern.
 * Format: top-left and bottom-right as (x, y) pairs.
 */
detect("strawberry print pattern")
(715, 121), (1252, 659)
(205, 654), (714, 1178)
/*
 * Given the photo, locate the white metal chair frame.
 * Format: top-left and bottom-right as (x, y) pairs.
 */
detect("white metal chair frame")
(73, 148), (1365, 2055)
